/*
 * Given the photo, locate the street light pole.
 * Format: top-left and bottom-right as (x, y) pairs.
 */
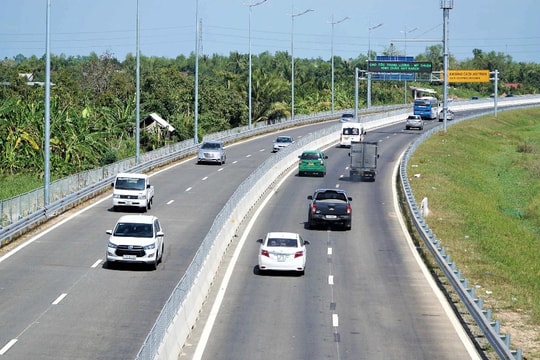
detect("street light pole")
(329, 15), (349, 114)
(194, 0), (200, 144)
(44, 0), (51, 205)
(367, 23), (382, 109)
(289, 8), (313, 121)
(400, 25), (417, 104)
(135, 0), (141, 163)
(246, 0), (268, 130)
(368, 23), (382, 61)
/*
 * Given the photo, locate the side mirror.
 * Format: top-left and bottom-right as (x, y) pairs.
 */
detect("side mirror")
(106, 230), (112, 235)
(146, 184), (151, 189)
(307, 195), (313, 200)
(256, 238), (263, 244)
(304, 240), (311, 245)
(324, 155), (328, 159)
(347, 197), (352, 201)
(111, 182), (114, 187)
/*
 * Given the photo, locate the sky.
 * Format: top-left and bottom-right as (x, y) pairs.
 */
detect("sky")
(1, 0), (539, 64)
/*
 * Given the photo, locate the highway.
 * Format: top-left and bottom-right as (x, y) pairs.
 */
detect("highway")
(180, 119), (479, 360)
(0, 117), (479, 359)
(0, 121), (328, 359)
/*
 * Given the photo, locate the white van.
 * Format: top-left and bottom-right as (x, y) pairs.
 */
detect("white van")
(111, 173), (154, 212)
(339, 123), (364, 147)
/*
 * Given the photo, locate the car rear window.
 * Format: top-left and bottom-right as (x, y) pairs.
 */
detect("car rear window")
(301, 153), (320, 160)
(267, 238), (298, 247)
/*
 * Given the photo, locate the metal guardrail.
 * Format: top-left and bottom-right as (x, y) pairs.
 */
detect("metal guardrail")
(398, 105), (540, 360)
(0, 104), (407, 248)
(3, 98), (539, 359)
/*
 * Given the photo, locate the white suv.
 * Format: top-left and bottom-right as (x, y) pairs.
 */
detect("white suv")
(106, 215), (164, 269)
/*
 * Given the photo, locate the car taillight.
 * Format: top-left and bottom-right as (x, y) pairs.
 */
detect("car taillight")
(261, 249), (269, 257)
(346, 203), (351, 214)
(294, 251), (303, 258)
(311, 202), (317, 214)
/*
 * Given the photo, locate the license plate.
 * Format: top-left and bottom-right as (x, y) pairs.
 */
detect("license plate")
(123, 255), (137, 260)
(326, 215), (337, 219)
(277, 254), (288, 262)
(307, 162), (314, 166)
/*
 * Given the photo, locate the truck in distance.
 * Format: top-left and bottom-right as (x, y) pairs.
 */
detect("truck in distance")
(348, 141), (379, 181)
(111, 173), (154, 212)
(307, 189), (352, 230)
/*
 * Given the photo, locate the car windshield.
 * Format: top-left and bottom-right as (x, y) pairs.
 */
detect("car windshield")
(276, 137), (292, 143)
(201, 142), (221, 150)
(267, 238), (298, 247)
(301, 153), (321, 160)
(115, 177), (146, 190)
(113, 222), (153, 238)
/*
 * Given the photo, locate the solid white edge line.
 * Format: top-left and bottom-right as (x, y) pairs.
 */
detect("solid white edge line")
(52, 293), (67, 305)
(91, 259), (102, 268)
(167, 200), (174, 205)
(392, 153), (482, 360)
(0, 193), (112, 264)
(192, 165), (299, 360)
(0, 339), (18, 355)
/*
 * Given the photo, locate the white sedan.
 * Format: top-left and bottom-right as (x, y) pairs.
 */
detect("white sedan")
(257, 232), (309, 275)
(438, 109), (455, 121)
(272, 136), (294, 152)
(106, 214), (164, 269)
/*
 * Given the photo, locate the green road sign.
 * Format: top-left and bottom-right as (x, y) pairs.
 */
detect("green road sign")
(368, 61), (432, 73)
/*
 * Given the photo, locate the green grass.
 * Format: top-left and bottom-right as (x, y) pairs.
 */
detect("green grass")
(408, 108), (540, 357)
(0, 173), (45, 200)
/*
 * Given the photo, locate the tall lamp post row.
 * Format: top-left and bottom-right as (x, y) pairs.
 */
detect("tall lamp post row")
(367, 23), (383, 109)
(289, 8), (313, 121)
(246, 0), (268, 130)
(329, 15), (350, 114)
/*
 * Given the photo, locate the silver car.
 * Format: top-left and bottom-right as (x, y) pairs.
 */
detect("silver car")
(197, 141), (226, 165)
(405, 115), (424, 130)
(272, 136), (294, 152)
(438, 109), (455, 121)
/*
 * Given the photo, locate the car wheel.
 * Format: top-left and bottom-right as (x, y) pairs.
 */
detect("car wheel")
(158, 243), (164, 263)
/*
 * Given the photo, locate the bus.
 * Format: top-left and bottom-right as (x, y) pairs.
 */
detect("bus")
(413, 96), (440, 120)
(339, 123), (364, 147)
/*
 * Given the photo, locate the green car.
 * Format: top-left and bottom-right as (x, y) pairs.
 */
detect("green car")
(298, 150), (328, 177)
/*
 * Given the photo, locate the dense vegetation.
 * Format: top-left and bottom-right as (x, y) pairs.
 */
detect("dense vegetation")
(408, 108), (540, 358)
(1, 44), (539, 198)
